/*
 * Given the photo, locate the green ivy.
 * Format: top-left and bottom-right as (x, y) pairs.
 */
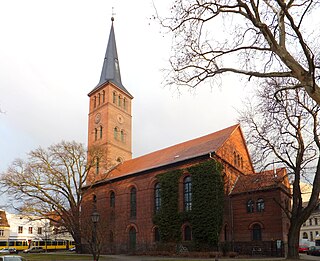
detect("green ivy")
(187, 160), (224, 249)
(153, 160), (224, 250)
(153, 169), (182, 242)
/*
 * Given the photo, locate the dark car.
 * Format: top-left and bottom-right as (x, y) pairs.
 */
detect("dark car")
(307, 246), (320, 256)
(22, 246), (44, 253)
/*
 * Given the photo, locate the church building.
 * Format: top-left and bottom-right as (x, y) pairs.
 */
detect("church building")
(81, 18), (291, 256)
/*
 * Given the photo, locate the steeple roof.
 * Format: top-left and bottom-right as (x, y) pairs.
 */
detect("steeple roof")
(89, 18), (132, 97)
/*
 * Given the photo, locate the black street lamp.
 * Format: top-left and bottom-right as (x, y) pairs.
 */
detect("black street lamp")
(91, 210), (100, 261)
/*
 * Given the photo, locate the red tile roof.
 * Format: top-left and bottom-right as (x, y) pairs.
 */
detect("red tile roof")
(102, 124), (240, 181)
(230, 168), (289, 195)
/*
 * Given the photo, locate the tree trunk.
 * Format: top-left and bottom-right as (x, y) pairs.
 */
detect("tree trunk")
(287, 222), (300, 259)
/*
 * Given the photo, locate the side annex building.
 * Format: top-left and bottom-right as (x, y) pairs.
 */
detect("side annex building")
(81, 18), (291, 256)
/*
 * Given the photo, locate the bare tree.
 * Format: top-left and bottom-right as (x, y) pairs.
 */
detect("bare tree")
(158, 0), (320, 104)
(0, 141), (104, 253)
(239, 80), (320, 259)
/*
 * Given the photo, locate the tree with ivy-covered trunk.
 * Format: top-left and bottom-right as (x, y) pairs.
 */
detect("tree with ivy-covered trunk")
(188, 160), (224, 250)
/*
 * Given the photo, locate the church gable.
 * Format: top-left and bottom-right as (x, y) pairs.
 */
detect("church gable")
(216, 125), (254, 174)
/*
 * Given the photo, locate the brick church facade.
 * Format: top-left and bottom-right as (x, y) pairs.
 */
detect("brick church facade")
(81, 18), (291, 256)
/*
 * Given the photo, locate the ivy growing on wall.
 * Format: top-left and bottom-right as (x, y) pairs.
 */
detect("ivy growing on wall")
(153, 160), (224, 249)
(153, 169), (182, 242)
(188, 160), (224, 249)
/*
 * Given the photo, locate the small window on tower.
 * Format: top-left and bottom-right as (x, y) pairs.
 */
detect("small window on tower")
(93, 96), (97, 108)
(114, 127), (119, 140)
(102, 90), (105, 103)
(98, 93), (101, 106)
(123, 98), (127, 110)
(120, 130), (125, 142)
(118, 95), (122, 107)
(94, 128), (98, 141)
(113, 92), (117, 103)
(100, 126), (103, 139)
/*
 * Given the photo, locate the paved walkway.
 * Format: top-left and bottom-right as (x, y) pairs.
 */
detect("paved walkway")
(103, 254), (320, 261)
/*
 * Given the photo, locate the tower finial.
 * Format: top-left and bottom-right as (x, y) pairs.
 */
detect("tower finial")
(111, 7), (115, 22)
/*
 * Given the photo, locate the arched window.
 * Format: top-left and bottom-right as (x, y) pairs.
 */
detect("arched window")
(130, 187), (137, 218)
(154, 227), (160, 242)
(184, 225), (192, 241)
(114, 127), (118, 140)
(247, 199), (254, 213)
(118, 95), (122, 107)
(129, 227), (136, 250)
(123, 98), (127, 110)
(154, 183), (161, 213)
(303, 232), (308, 239)
(233, 151), (237, 165)
(99, 126), (103, 139)
(256, 198), (265, 212)
(241, 157), (244, 169)
(98, 93), (101, 106)
(113, 92), (117, 103)
(252, 224), (262, 241)
(184, 176), (192, 211)
(95, 157), (99, 175)
(109, 231), (114, 243)
(120, 130), (125, 142)
(93, 96), (96, 108)
(110, 191), (115, 208)
(102, 90), (105, 103)
(94, 128), (98, 141)
(93, 194), (97, 203)
(237, 155), (240, 166)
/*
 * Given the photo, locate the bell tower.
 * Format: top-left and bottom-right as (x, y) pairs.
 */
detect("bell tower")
(87, 18), (133, 181)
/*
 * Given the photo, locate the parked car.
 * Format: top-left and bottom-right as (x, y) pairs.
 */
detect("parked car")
(299, 244), (309, 253)
(0, 248), (16, 254)
(0, 256), (26, 261)
(307, 246), (320, 256)
(22, 246), (44, 253)
(68, 247), (76, 251)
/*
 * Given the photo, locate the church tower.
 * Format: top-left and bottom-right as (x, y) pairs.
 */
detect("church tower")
(87, 18), (133, 181)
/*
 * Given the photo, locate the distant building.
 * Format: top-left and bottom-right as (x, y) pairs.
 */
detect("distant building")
(81, 18), (291, 256)
(300, 204), (320, 242)
(0, 210), (49, 242)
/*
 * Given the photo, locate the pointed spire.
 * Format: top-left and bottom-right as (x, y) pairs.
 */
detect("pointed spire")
(89, 18), (132, 97)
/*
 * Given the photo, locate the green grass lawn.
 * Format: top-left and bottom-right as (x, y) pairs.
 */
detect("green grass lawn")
(18, 252), (113, 261)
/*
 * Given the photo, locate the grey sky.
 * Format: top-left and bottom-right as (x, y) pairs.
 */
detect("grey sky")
(0, 0), (248, 172)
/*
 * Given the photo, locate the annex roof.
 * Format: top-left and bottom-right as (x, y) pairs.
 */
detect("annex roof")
(100, 124), (240, 182)
(88, 18), (132, 98)
(230, 168), (289, 195)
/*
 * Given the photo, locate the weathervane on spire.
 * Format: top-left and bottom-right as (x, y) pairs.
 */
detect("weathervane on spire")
(111, 6), (116, 22)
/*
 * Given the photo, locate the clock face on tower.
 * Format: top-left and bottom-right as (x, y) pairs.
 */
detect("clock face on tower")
(117, 114), (124, 124)
(95, 113), (101, 124)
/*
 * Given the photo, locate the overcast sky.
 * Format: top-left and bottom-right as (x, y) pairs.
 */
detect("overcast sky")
(0, 0), (249, 172)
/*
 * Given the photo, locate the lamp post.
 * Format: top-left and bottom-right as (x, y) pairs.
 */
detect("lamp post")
(91, 210), (100, 261)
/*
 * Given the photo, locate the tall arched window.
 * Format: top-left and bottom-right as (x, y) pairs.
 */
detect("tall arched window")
(98, 93), (101, 106)
(113, 92), (117, 103)
(114, 127), (118, 140)
(94, 128), (98, 141)
(303, 232), (308, 239)
(120, 130), (125, 142)
(154, 227), (160, 242)
(252, 224), (262, 241)
(237, 155), (240, 166)
(123, 98), (127, 110)
(256, 198), (265, 212)
(95, 157), (99, 175)
(102, 90), (105, 103)
(93, 96), (97, 108)
(247, 199), (254, 213)
(110, 191), (115, 208)
(118, 95), (122, 107)
(184, 176), (192, 211)
(130, 187), (137, 218)
(233, 151), (237, 165)
(129, 227), (136, 250)
(184, 225), (192, 241)
(99, 126), (103, 139)
(154, 183), (161, 213)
